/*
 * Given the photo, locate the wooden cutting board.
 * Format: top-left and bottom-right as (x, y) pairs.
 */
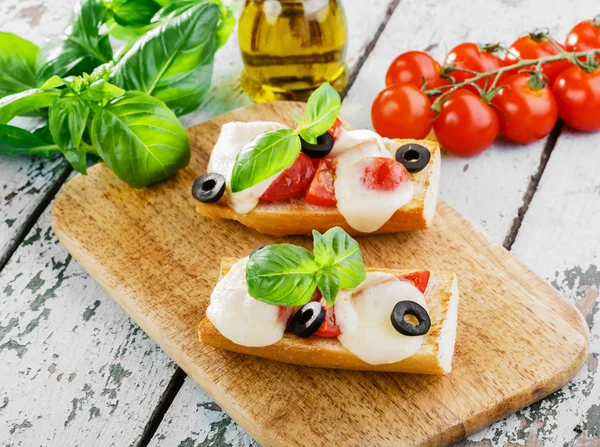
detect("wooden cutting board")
(51, 102), (589, 447)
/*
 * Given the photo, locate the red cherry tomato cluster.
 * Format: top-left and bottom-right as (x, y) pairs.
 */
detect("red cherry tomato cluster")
(372, 17), (600, 157)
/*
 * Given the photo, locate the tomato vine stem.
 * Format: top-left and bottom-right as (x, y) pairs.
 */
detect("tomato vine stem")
(426, 48), (600, 111)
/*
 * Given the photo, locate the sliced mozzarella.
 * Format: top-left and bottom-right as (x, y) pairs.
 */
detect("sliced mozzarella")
(207, 121), (287, 214)
(333, 129), (414, 233)
(206, 257), (286, 347)
(335, 272), (427, 365)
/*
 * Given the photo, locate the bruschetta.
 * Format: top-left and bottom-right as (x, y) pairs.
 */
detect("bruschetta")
(192, 83), (441, 236)
(198, 227), (459, 374)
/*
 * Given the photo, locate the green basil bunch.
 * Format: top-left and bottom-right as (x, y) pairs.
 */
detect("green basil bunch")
(246, 227), (366, 306)
(0, 0), (233, 188)
(230, 83), (341, 193)
(0, 72), (189, 187)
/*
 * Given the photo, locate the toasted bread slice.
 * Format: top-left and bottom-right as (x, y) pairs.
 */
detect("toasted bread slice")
(198, 258), (459, 374)
(195, 138), (441, 236)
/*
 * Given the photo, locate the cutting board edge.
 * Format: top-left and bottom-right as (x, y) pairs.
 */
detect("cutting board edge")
(51, 202), (590, 447)
(48, 99), (592, 447)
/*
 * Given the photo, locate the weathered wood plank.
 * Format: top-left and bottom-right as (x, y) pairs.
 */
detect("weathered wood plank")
(148, 377), (258, 447)
(341, 0), (595, 244)
(461, 129), (600, 446)
(0, 0), (74, 268)
(0, 205), (178, 446)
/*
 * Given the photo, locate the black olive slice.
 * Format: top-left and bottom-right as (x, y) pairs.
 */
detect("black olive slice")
(300, 132), (334, 159)
(390, 301), (431, 336)
(289, 301), (326, 338)
(192, 173), (226, 203)
(249, 245), (268, 258)
(395, 144), (431, 173)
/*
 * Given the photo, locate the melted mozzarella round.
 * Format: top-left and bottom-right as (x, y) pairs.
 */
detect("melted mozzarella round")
(335, 272), (427, 365)
(206, 257), (286, 347)
(207, 121), (287, 214)
(332, 129), (414, 233)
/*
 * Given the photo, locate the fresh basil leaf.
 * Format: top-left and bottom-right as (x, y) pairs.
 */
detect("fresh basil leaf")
(323, 226), (366, 289)
(152, 0), (234, 50)
(231, 128), (300, 193)
(63, 147), (89, 174)
(110, 2), (219, 116)
(312, 230), (335, 266)
(79, 79), (125, 101)
(316, 266), (340, 306)
(36, 0), (113, 85)
(0, 33), (39, 98)
(39, 76), (67, 90)
(33, 123), (54, 144)
(0, 124), (59, 158)
(106, 18), (155, 44)
(91, 91), (190, 188)
(49, 96), (90, 150)
(246, 244), (318, 306)
(0, 89), (60, 124)
(298, 83), (341, 144)
(107, 0), (162, 26)
(49, 96), (91, 174)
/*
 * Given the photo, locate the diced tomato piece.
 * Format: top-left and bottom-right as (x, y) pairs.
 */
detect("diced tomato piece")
(315, 298), (341, 337)
(327, 118), (344, 141)
(358, 157), (410, 192)
(260, 153), (315, 201)
(305, 157), (337, 206)
(277, 306), (294, 323)
(398, 271), (430, 294)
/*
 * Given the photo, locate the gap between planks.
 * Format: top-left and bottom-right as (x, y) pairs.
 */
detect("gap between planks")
(137, 368), (188, 447)
(0, 165), (72, 272)
(342, 0), (403, 97)
(503, 121), (564, 251)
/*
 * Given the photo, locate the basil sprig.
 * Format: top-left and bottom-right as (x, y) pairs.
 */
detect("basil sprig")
(297, 83), (341, 144)
(230, 82), (341, 193)
(246, 227), (366, 306)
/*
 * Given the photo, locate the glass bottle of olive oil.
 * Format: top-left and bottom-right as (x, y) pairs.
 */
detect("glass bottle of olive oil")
(239, 0), (348, 103)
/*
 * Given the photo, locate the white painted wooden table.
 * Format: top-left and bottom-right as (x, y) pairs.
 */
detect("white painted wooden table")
(1, 0), (599, 445)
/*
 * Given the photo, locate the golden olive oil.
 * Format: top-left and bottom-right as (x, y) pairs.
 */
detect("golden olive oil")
(239, 0), (348, 102)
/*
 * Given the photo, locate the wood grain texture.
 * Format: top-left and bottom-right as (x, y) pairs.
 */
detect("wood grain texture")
(340, 0), (599, 244)
(52, 102), (589, 446)
(461, 129), (600, 446)
(0, 205), (177, 447)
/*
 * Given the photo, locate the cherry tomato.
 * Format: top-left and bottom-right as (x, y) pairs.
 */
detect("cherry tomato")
(553, 66), (600, 132)
(491, 73), (558, 144)
(565, 17), (600, 56)
(315, 298), (340, 338)
(444, 43), (503, 91)
(358, 157), (410, 191)
(260, 153), (315, 201)
(385, 51), (449, 90)
(305, 157), (337, 206)
(398, 271), (430, 294)
(327, 118), (344, 141)
(433, 90), (499, 156)
(371, 84), (435, 139)
(505, 34), (571, 84)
